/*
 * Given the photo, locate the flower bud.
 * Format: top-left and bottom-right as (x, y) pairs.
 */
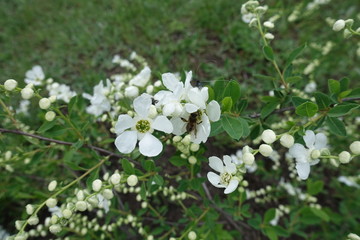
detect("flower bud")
(348, 233), (360, 240)
(62, 209), (72, 219)
(264, 33), (274, 40)
(28, 216), (39, 225)
(349, 141), (360, 155)
(124, 86), (139, 98)
(261, 129), (276, 144)
(49, 224), (62, 234)
(344, 29), (352, 39)
(92, 179), (103, 192)
(243, 153), (255, 165)
(76, 190), (85, 200)
(255, 6), (267, 14)
(263, 21), (274, 28)
(173, 136), (182, 142)
(146, 85), (154, 94)
(102, 189), (114, 200)
(339, 151), (351, 164)
(311, 150), (321, 159)
(345, 19), (354, 27)
(45, 111), (56, 121)
(4, 79), (18, 91)
(190, 143), (200, 152)
(26, 204), (34, 215)
(188, 231), (197, 240)
(39, 98), (51, 109)
(280, 134), (294, 148)
(76, 201), (87, 212)
(48, 180), (57, 191)
(249, 18), (257, 27)
(333, 19), (345, 31)
(110, 173), (121, 185)
(21, 87), (34, 100)
(49, 95), (57, 103)
(148, 105), (157, 118)
(259, 144), (273, 157)
(127, 175), (138, 187)
(181, 134), (191, 145)
(188, 156), (197, 165)
(45, 198), (57, 208)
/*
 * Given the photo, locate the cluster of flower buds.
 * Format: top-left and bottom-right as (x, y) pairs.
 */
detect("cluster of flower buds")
(333, 19), (360, 38)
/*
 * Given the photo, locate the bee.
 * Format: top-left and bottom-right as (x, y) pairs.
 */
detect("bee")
(151, 97), (159, 105)
(182, 110), (203, 136)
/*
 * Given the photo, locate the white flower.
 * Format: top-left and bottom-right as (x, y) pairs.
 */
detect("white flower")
(304, 81), (317, 93)
(25, 65), (45, 86)
(115, 94), (173, 156)
(83, 80), (112, 116)
(129, 66), (151, 87)
(289, 130), (327, 180)
(46, 82), (76, 103)
(333, 19), (345, 31)
(207, 155), (240, 194)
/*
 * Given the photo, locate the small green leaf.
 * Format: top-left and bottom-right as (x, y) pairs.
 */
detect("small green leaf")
(210, 121), (224, 137)
(264, 208), (276, 223)
(71, 140), (84, 151)
(307, 180), (324, 195)
(263, 45), (275, 61)
(285, 43), (307, 68)
(326, 117), (346, 136)
(37, 120), (57, 133)
(292, 96), (308, 107)
(311, 208), (330, 222)
(261, 102), (279, 119)
(253, 74), (275, 81)
(285, 76), (302, 84)
(153, 175), (164, 186)
(221, 115), (249, 140)
(144, 160), (155, 172)
(328, 103), (359, 117)
(265, 227), (278, 240)
(169, 156), (186, 167)
(339, 77), (349, 91)
(121, 159), (135, 174)
(221, 97), (233, 112)
(314, 92), (332, 110)
(223, 80), (241, 103)
(295, 102), (318, 117)
(328, 79), (340, 95)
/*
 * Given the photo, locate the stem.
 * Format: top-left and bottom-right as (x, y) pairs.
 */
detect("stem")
(178, 208), (209, 240)
(0, 98), (19, 126)
(17, 157), (108, 235)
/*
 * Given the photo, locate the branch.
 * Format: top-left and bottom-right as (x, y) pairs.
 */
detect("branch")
(248, 97), (360, 119)
(0, 128), (140, 166)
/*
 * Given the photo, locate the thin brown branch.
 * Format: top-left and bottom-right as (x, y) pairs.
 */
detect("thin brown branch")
(0, 128), (140, 166)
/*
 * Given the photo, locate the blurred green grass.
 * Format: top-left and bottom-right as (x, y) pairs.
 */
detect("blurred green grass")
(0, 0), (359, 93)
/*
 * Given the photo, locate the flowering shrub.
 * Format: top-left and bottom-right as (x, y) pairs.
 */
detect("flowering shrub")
(1, 1), (360, 240)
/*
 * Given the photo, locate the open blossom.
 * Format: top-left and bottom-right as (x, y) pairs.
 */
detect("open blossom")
(83, 80), (112, 116)
(289, 130), (327, 180)
(47, 82), (76, 103)
(25, 65), (45, 86)
(114, 94), (173, 157)
(207, 155), (240, 194)
(231, 148), (257, 173)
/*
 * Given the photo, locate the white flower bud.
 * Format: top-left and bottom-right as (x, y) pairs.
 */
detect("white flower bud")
(345, 19), (354, 27)
(49, 95), (57, 103)
(28, 216), (39, 225)
(339, 151), (351, 164)
(311, 149), (321, 159)
(146, 85), (154, 94)
(261, 129), (276, 144)
(76, 190), (85, 200)
(348, 233), (360, 240)
(333, 19), (345, 31)
(264, 33), (274, 40)
(39, 98), (51, 109)
(188, 231), (197, 240)
(243, 153), (255, 165)
(127, 175), (138, 187)
(147, 235), (154, 240)
(181, 134), (191, 145)
(259, 144), (273, 157)
(14, 235), (26, 240)
(49, 224), (62, 234)
(190, 143), (200, 152)
(48, 180), (57, 191)
(26, 204), (34, 215)
(350, 141), (360, 155)
(45, 111), (56, 121)
(92, 179), (103, 192)
(344, 29), (352, 38)
(4, 79), (18, 91)
(173, 136), (182, 142)
(76, 201), (87, 212)
(45, 198), (57, 208)
(148, 105), (157, 118)
(255, 6), (267, 14)
(110, 173), (121, 185)
(249, 18), (257, 27)
(124, 86), (139, 98)
(21, 87), (34, 100)
(154, 80), (162, 87)
(280, 134), (294, 148)
(263, 21), (274, 28)
(62, 209), (72, 219)
(102, 189), (114, 200)
(188, 156), (197, 165)
(141, 202), (148, 208)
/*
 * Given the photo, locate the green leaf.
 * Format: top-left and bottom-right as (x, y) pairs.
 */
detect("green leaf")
(68, 95), (78, 114)
(338, 90), (352, 99)
(328, 79), (340, 95)
(37, 120), (57, 133)
(295, 102), (318, 117)
(328, 103), (359, 117)
(326, 117), (346, 136)
(144, 160), (155, 172)
(311, 208), (330, 222)
(221, 97), (233, 112)
(347, 88), (360, 98)
(169, 156), (186, 167)
(221, 115), (249, 140)
(339, 77), (349, 91)
(253, 74), (275, 81)
(235, 99), (248, 114)
(264, 208), (276, 223)
(71, 140), (84, 151)
(292, 96), (308, 107)
(265, 227), (278, 240)
(153, 175), (164, 186)
(285, 43), (307, 69)
(263, 45), (274, 61)
(261, 102), (279, 119)
(223, 80), (241, 103)
(314, 92), (332, 110)
(210, 121), (224, 137)
(285, 76), (302, 84)
(213, 80), (226, 100)
(307, 180), (324, 195)
(121, 159), (135, 174)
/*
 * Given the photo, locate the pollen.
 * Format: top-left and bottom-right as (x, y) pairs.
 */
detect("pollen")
(136, 120), (151, 133)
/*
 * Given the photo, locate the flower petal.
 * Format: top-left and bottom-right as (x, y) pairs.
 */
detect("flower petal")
(162, 73), (180, 91)
(170, 117), (187, 135)
(296, 162), (311, 180)
(138, 133), (163, 157)
(115, 114), (135, 135)
(224, 179), (239, 194)
(188, 88), (206, 109)
(303, 130), (315, 149)
(209, 156), (224, 173)
(152, 116), (173, 133)
(192, 114), (210, 144)
(184, 71), (192, 89)
(162, 103), (176, 116)
(133, 94), (152, 117)
(223, 155), (236, 174)
(206, 100), (221, 122)
(129, 66), (151, 87)
(185, 103), (199, 113)
(115, 131), (137, 154)
(314, 133), (327, 149)
(207, 172), (225, 188)
(289, 143), (308, 163)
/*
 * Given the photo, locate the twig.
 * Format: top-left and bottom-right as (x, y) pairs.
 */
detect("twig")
(0, 128), (140, 166)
